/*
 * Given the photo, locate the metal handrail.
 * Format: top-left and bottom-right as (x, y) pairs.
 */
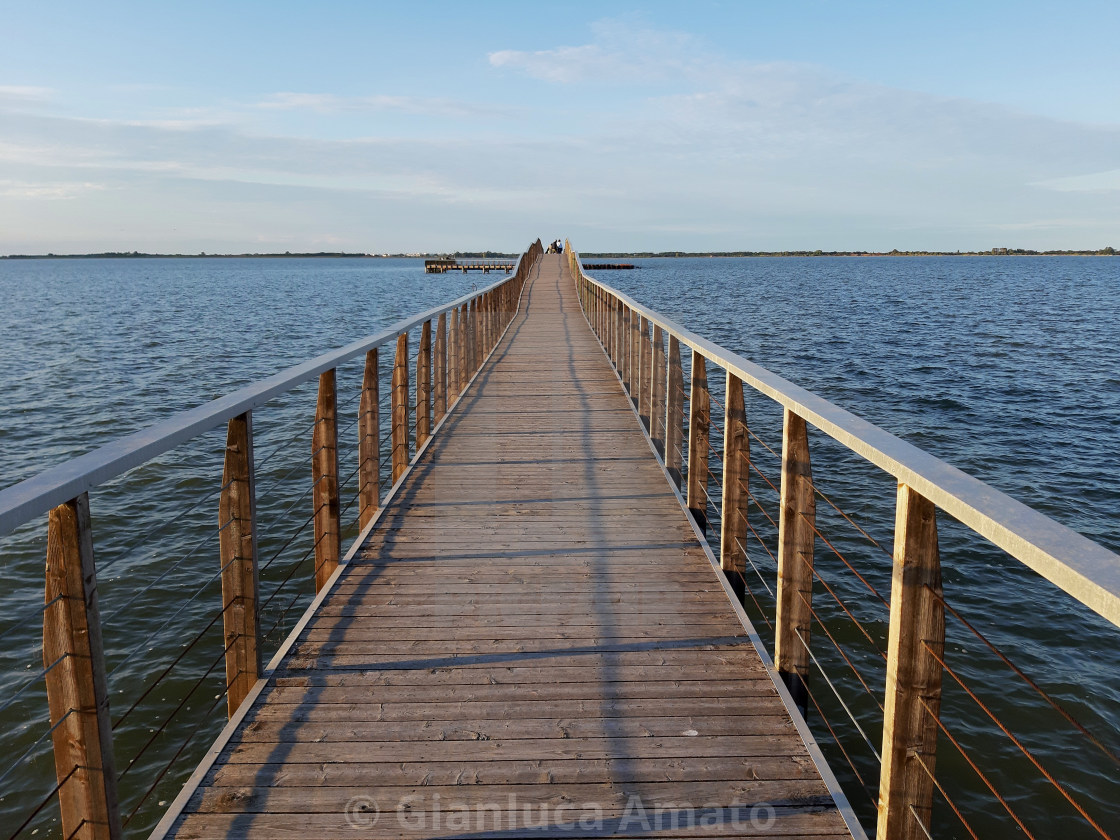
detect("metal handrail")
(569, 247), (1120, 629)
(0, 251), (528, 537)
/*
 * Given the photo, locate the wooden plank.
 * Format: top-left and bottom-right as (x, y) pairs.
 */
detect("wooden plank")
(390, 334), (409, 483)
(311, 369), (340, 592)
(43, 493), (121, 840)
(167, 811), (850, 839)
(235, 714), (795, 744)
(189, 778), (828, 813)
(357, 349), (380, 529)
(774, 408), (815, 712)
(416, 320), (431, 447)
(218, 412), (260, 716)
(259, 679), (780, 705)
(205, 753), (824, 787)
(877, 483), (944, 840)
(224, 733), (817, 765)
(686, 350), (710, 532)
(247, 695), (786, 722)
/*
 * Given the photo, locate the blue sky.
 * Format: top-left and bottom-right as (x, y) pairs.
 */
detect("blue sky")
(1, 0), (1118, 253)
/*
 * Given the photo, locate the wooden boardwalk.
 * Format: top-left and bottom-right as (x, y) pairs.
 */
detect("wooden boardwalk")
(160, 255), (854, 838)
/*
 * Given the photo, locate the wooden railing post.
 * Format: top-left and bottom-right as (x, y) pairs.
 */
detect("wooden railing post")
(416, 320), (432, 448)
(606, 295), (615, 363)
(312, 368), (340, 592)
(598, 288), (604, 341)
(488, 291), (494, 351)
(457, 303), (469, 391)
(629, 308), (641, 400)
(391, 333), (409, 483)
(620, 306), (630, 389)
(878, 484), (945, 840)
(449, 308), (460, 400)
(774, 409), (816, 713)
(666, 335), (684, 488)
(719, 374), (749, 595)
(618, 300), (627, 371)
(218, 412), (260, 716)
(43, 493), (121, 840)
(686, 350), (710, 531)
(434, 313), (447, 423)
(358, 349), (380, 529)
(479, 293), (488, 354)
(470, 299), (479, 374)
(607, 297), (613, 368)
(638, 316), (651, 430)
(651, 326), (667, 457)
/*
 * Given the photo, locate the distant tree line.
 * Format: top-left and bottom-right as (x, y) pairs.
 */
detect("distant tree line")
(581, 247), (1117, 258)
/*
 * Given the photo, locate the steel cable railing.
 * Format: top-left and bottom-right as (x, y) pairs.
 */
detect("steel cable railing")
(0, 242), (539, 838)
(569, 242), (1120, 840)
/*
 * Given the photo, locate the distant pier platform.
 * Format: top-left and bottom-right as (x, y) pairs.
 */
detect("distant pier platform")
(424, 258), (513, 274)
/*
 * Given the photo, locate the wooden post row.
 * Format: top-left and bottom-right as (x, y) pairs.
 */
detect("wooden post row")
(43, 493), (122, 840)
(416, 320), (431, 448)
(219, 412), (261, 716)
(686, 350), (710, 532)
(877, 484), (944, 840)
(358, 349), (380, 529)
(774, 408), (816, 714)
(312, 369), (340, 592)
(390, 333), (409, 484)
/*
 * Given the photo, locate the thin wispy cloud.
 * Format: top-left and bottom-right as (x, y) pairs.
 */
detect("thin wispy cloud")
(489, 18), (704, 84)
(255, 92), (516, 120)
(0, 85), (55, 108)
(1033, 169), (1120, 192)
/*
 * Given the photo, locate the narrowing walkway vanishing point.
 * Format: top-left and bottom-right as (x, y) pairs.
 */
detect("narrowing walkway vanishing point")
(154, 254), (858, 838)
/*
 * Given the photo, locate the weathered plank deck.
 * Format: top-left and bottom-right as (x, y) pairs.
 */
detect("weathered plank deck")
(159, 255), (855, 838)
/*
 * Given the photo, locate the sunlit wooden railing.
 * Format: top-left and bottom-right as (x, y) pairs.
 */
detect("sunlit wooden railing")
(0, 239), (542, 840)
(567, 240), (1120, 840)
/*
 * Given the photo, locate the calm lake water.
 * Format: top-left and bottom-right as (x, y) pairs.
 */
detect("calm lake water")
(1, 255), (1117, 838)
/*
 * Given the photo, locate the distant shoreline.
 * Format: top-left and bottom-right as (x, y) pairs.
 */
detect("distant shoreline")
(581, 248), (1116, 258)
(1, 248), (1114, 260)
